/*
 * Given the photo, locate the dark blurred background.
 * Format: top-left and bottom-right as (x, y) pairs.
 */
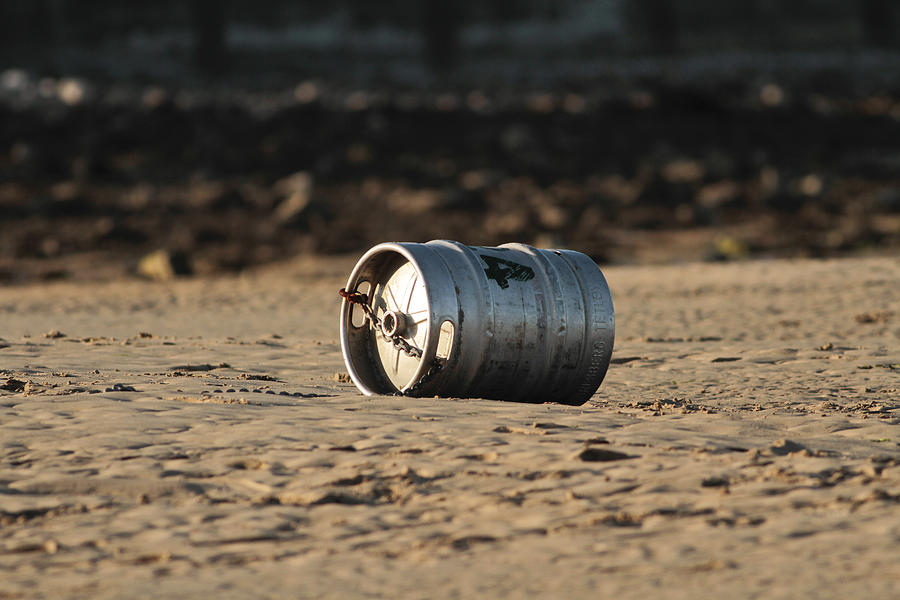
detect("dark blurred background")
(2, 1), (899, 282)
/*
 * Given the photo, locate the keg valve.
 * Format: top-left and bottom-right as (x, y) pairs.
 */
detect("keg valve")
(339, 288), (422, 358)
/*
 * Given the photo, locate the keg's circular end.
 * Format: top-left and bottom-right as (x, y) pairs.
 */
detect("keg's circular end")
(339, 244), (433, 396)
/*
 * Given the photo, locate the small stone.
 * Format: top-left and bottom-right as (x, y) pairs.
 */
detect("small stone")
(109, 383), (137, 392)
(23, 382), (43, 395)
(701, 476), (730, 488)
(43, 330), (66, 339)
(576, 448), (633, 462)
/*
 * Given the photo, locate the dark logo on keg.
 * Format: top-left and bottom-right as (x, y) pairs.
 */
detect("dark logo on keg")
(480, 255), (535, 289)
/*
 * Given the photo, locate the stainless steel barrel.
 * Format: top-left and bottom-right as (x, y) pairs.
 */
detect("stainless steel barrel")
(339, 240), (614, 405)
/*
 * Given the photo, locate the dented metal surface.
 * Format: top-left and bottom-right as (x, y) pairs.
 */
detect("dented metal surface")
(339, 240), (614, 405)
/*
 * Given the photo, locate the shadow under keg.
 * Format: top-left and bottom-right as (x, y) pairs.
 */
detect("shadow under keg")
(339, 240), (614, 405)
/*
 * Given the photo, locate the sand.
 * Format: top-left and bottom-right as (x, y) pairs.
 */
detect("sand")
(1, 255), (898, 599)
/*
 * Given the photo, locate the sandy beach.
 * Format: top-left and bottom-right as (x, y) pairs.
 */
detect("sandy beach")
(1, 255), (898, 599)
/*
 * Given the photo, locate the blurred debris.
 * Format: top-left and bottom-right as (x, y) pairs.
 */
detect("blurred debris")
(1, 66), (899, 283)
(273, 172), (314, 225)
(760, 83), (785, 107)
(796, 175), (824, 197)
(662, 160), (705, 184)
(137, 250), (190, 281)
(710, 237), (749, 261)
(57, 78), (87, 105)
(293, 81), (319, 104)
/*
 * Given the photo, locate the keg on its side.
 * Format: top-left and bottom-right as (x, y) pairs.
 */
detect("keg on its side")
(339, 240), (614, 405)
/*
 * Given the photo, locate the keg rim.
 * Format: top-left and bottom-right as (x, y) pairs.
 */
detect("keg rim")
(339, 243), (435, 396)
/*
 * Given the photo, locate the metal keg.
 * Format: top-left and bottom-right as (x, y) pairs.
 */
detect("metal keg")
(339, 240), (614, 405)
